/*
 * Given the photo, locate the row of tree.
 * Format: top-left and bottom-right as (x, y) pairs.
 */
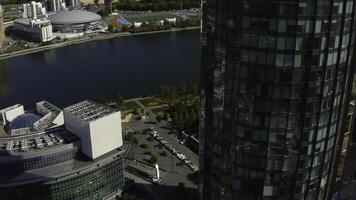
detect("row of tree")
(169, 100), (200, 130)
(130, 21), (171, 33)
(112, 0), (200, 11)
(159, 82), (199, 102)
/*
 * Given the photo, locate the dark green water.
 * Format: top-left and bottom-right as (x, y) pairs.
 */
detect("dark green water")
(0, 30), (201, 108)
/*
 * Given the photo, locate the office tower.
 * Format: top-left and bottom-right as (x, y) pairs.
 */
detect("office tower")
(200, 0), (356, 200)
(22, 1), (47, 19)
(46, 0), (66, 12)
(0, 5), (5, 46)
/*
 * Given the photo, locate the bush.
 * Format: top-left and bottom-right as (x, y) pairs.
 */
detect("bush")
(126, 132), (138, 144)
(132, 137), (138, 145)
(150, 154), (158, 164)
(143, 151), (152, 155)
(159, 151), (167, 157)
(139, 143), (148, 149)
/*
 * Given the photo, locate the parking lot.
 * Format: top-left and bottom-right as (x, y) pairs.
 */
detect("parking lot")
(123, 117), (198, 189)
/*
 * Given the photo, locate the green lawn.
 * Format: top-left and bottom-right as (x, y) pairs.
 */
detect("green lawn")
(124, 101), (141, 111)
(139, 98), (167, 107)
(151, 107), (167, 116)
(0, 126), (7, 137)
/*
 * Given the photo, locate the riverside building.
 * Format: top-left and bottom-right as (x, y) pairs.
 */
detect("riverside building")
(13, 1), (53, 43)
(200, 0), (356, 199)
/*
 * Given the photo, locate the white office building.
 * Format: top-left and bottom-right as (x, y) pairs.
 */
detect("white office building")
(35, 101), (64, 128)
(46, 0), (66, 12)
(64, 100), (123, 159)
(0, 104), (25, 126)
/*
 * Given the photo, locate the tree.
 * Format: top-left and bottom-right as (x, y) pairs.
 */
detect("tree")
(134, 108), (144, 116)
(159, 85), (168, 98)
(156, 115), (163, 123)
(121, 25), (129, 32)
(150, 154), (158, 164)
(116, 93), (125, 110)
(159, 151), (167, 157)
(108, 24), (114, 33)
(163, 112), (170, 121)
(95, 95), (107, 104)
(180, 82), (189, 104)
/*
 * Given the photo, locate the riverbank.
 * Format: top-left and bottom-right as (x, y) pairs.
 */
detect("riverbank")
(0, 26), (200, 61)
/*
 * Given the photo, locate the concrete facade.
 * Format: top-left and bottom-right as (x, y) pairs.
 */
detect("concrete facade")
(64, 100), (123, 159)
(0, 104), (24, 125)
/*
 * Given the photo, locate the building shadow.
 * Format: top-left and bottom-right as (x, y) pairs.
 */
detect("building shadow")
(123, 181), (199, 200)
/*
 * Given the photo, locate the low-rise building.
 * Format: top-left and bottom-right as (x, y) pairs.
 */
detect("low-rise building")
(13, 18), (53, 42)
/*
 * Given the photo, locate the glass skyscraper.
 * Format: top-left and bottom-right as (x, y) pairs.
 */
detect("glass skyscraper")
(200, 0), (356, 199)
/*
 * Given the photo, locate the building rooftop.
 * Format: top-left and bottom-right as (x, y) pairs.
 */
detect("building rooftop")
(36, 101), (62, 115)
(48, 10), (101, 25)
(0, 134), (123, 187)
(0, 104), (22, 113)
(0, 127), (78, 155)
(14, 18), (50, 26)
(64, 100), (116, 122)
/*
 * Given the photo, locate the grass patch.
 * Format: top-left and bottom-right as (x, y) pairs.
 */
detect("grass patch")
(139, 143), (148, 149)
(151, 107), (167, 116)
(139, 98), (166, 107)
(124, 101), (141, 111)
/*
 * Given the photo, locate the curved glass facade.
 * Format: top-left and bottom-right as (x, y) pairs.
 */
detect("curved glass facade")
(200, 0), (356, 199)
(9, 114), (41, 132)
(0, 155), (124, 200)
(0, 147), (78, 173)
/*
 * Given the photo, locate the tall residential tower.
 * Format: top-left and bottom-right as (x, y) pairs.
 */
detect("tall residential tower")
(200, 0), (356, 199)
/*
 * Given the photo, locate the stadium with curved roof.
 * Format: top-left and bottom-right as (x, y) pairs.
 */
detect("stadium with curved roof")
(48, 10), (102, 33)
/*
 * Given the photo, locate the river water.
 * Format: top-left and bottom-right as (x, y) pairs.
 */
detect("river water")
(0, 30), (201, 109)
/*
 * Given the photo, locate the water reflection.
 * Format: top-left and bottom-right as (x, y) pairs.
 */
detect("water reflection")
(0, 60), (10, 106)
(0, 30), (201, 109)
